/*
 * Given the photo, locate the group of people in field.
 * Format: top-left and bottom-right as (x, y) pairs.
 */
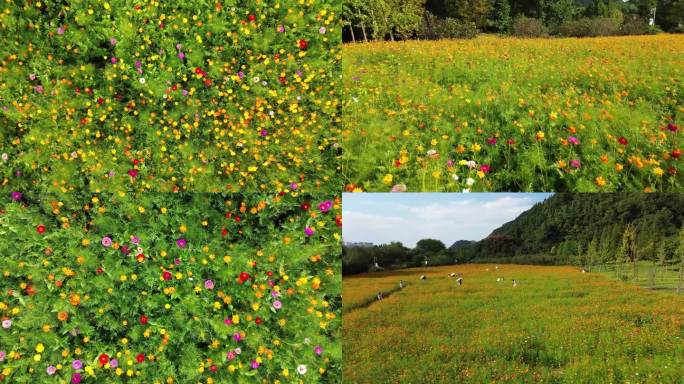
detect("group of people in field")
(377, 266), (519, 302)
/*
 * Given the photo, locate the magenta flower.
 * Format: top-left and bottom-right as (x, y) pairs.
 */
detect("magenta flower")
(277, 25), (285, 33)
(101, 236), (112, 247)
(568, 136), (580, 145)
(204, 279), (215, 290)
(570, 159), (581, 169)
(0, 351), (5, 361)
(318, 200), (333, 213)
(233, 332), (242, 342)
(314, 345), (323, 355)
(224, 318), (233, 325)
(304, 227), (314, 236)
(260, 129), (268, 137)
(290, 183), (298, 190)
(131, 236), (140, 245)
(178, 52), (185, 60)
(71, 373), (82, 384)
(486, 137), (497, 145)
(128, 169), (138, 178)
(11, 192), (22, 201)
(111, 57), (118, 64)
(250, 360), (259, 369)
(480, 164), (491, 174)
(176, 238), (187, 248)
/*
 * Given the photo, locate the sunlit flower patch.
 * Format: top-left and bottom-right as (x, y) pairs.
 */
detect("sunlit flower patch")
(0, 192), (342, 383)
(342, 35), (683, 192)
(0, 0), (341, 194)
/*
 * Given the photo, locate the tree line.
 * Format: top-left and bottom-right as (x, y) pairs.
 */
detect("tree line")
(342, 0), (684, 41)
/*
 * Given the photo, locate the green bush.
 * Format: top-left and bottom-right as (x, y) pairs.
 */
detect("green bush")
(438, 19), (479, 39)
(418, 13), (478, 40)
(621, 18), (661, 35)
(0, 192), (342, 383)
(511, 16), (548, 37)
(558, 18), (621, 37)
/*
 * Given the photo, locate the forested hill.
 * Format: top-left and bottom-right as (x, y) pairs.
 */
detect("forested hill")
(454, 193), (684, 264)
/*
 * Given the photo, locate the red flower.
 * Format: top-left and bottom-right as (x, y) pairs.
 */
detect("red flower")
(128, 169), (138, 178)
(299, 39), (308, 50)
(133, 159), (140, 166)
(667, 123), (678, 132)
(163, 271), (172, 281)
(248, 14), (255, 21)
(255, 317), (262, 325)
(506, 139), (515, 145)
(225, 212), (232, 219)
(194, 67), (202, 74)
(335, 215), (342, 227)
(239, 272), (251, 283)
(300, 202), (310, 211)
(36, 225), (46, 234)
(98, 354), (109, 366)
(140, 315), (148, 325)
(96, 267), (104, 275)
(221, 228), (228, 237)
(234, 216), (241, 222)
(618, 137), (628, 146)
(97, 97), (104, 104)
(210, 365), (218, 373)
(480, 164), (491, 174)
(136, 353), (145, 363)
(672, 149), (681, 159)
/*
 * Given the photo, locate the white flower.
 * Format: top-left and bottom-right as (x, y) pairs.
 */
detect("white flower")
(426, 149), (437, 157)
(466, 178), (475, 186)
(451, 174), (459, 181)
(462, 188), (470, 193)
(1, 153), (8, 161)
(297, 364), (307, 375)
(303, 337), (311, 344)
(139, 78), (146, 84)
(2, 319), (11, 329)
(466, 160), (477, 169)
(234, 347), (241, 355)
(253, 77), (260, 83)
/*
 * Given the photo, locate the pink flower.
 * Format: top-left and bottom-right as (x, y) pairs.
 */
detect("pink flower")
(486, 137), (497, 145)
(570, 159), (581, 169)
(204, 279), (215, 290)
(35, 85), (44, 94)
(480, 164), (491, 174)
(227, 351), (236, 360)
(568, 136), (580, 145)
(273, 300), (282, 310)
(101, 236), (112, 247)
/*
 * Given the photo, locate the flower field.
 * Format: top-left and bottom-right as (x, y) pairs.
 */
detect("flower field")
(342, 35), (683, 192)
(0, 191), (341, 383)
(343, 265), (684, 383)
(0, 0), (340, 194)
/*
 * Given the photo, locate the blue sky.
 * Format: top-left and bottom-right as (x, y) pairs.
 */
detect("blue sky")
(343, 193), (553, 248)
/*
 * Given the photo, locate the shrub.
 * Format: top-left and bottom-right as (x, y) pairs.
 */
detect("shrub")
(438, 19), (479, 39)
(418, 12), (478, 40)
(558, 18), (620, 37)
(621, 18), (660, 35)
(511, 16), (548, 37)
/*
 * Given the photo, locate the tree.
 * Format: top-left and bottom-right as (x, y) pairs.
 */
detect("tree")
(585, 237), (599, 270)
(491, 0), (512, 32)
(618, 225), (637, 281)
(392, 0), (427, 39)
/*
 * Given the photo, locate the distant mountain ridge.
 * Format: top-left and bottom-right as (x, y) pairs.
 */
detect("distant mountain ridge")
(453, 193), (684, 263)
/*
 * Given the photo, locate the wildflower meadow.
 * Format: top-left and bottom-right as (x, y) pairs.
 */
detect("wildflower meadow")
(344, 265), (684, 383)
(0, 0), (341, 194)
(0, 191), (341, 383)
(342, 35), (683, 192)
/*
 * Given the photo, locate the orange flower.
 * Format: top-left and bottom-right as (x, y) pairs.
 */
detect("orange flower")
(57, 311), (69, 321)
(69, 293), (81, 307)
(595, 176), (607, 187)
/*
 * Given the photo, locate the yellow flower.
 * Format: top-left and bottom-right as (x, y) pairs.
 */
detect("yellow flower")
(653, 167), (664, 176)
(35, 343), (44, 353)
(595, 176), (607, 187)
(179, 225), (187, 233)
(382, 174), (393, 185)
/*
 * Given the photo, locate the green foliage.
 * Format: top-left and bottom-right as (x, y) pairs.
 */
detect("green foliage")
(557, 17), (621, 36)
(511, 16), (549, 37)
(454, 193), (684, 263)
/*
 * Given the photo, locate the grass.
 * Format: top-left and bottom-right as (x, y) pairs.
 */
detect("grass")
(343, 264), (684, 383)
(342, 35), (683, 192)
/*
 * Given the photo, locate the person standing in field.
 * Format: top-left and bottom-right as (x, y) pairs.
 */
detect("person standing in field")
(512, 279), (517, 287)
(456, 277), (463, 286)
(377, 291), (383, 301)
(399, 280), (404, 289)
